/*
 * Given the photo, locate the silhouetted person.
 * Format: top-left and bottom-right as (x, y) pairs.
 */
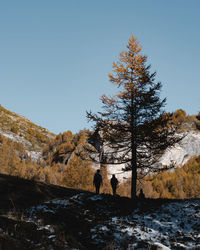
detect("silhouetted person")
(139, 189), (145, 199)
(110, 174), (119, 196)
(93, 169), (102, 194)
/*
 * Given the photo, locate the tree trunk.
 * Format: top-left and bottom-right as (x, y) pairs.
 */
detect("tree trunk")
(131, 145), (137, 199)
(131, 86), (137, 200)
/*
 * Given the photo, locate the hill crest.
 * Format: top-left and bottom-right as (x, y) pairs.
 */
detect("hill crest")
(0, 105), (55, 160)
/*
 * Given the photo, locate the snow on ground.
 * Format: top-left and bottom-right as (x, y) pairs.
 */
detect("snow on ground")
(121, 200), (199, 249)
(89, 194), (104, 201)
(105, 199), (200, 249)
(24, 193), (200, 249)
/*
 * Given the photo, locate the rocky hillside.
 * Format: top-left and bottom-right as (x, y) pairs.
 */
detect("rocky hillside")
(107, 132), (200, 182)
(1, 105), (200, 181)
(0, 105), (55, 160)
(96, 111), (200, 181)
(159, 130), (200, 167)
(0, 174), (199, 249)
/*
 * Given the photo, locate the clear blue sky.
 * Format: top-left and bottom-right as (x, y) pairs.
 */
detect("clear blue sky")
(0, 0), (199, 134)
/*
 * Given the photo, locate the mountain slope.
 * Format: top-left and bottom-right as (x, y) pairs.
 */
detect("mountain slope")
(1, 104), (200, 194)
(1, 105), (200, 169)
(0, 105), (55, 160)
(0, 174), (199, 249)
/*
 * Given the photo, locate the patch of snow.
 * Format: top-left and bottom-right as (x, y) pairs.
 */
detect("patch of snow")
(28, 204), (56, 214)
(90, 199), (200, 249)
(38, 224), (55, 233)
(152, 242), (171, 250)
(22, 192), (200, 249)
(71, 193), (86, 199)
(46, 199), (70, 206)
(99, 226), (109, 231)
(89, 195), (103, 201)
(112, 217), (118, 223)
(48, 235), (56, 239)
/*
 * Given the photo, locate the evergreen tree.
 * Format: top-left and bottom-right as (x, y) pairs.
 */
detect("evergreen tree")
(87, 35), (180, 199)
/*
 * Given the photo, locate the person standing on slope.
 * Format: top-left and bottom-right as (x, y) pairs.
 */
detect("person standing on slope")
(93, 169), (103, 194)
(110, 174), (119, 196)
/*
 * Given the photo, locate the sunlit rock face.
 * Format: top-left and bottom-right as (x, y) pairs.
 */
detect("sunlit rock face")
(159, 131), (200, 167)
(97, 130), (200, 182)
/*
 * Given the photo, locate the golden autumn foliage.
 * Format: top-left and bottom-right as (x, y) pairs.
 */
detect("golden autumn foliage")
(0, 134), (40, 179)
(1, 112), (200, 199)
(168, 109), (200, 132)
(118, 155), (200, 199)
(43, 129), (111, 193)
(62, 155), (94, 191)
(99, 165), (112, 194)
(0, 129), (109, 193)
(42, 130), (93, 165)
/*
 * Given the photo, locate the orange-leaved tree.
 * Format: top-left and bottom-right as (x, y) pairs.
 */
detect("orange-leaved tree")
(87, 35), (180, 199)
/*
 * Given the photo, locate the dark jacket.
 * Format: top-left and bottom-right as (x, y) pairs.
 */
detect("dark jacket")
(110, 175), (118, 188)
(93, 172), (102, 186)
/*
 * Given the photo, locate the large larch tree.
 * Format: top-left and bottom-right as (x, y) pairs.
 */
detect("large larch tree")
(87, 35), (180, 199)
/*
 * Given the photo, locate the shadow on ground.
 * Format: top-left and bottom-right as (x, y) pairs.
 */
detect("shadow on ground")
(0, 174), (199, 249)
